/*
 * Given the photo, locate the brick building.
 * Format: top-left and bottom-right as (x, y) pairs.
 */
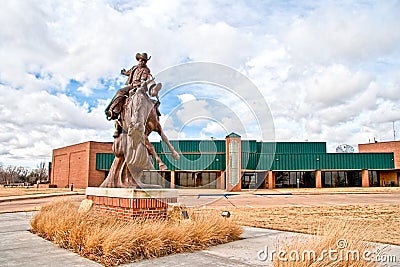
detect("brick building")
(359, 141), (400, 186)
(50, 134), (398, 190)
(50, 141), (112, 188)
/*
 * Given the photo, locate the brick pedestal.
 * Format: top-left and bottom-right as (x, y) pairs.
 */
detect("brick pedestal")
(86, 187), (178, 220)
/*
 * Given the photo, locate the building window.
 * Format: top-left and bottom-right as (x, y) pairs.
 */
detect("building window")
(275, 171), (315, 188)
(368, 171), (380, 187)
(141, 171), (170, 187)
(323, 172), (332, 187)
(241, 172), (256, 189)
(322, 171), (362, 187)
(175, 172), (218, 189)
(241, 171), (267, 189)
(397, 172), (400, 187)
(346, 171), (361, 187)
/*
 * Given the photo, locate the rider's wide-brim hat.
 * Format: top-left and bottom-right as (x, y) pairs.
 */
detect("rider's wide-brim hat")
(136, 52), (151, 61)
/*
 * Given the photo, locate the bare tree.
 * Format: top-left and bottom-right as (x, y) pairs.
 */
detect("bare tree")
(30, 162), (49, 183)
(18, 167), (29, 183)
(0, 165), (5, 184)
(0, 163), (48, 185)
(5, 166), (20, 184)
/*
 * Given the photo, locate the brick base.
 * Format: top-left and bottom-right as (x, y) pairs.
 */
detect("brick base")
(85, 187), (178, 220)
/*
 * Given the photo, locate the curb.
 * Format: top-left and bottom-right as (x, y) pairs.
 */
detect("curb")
(0, 192), (84, 203)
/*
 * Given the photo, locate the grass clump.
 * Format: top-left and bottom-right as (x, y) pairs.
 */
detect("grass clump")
(30, 201), (242, 266)
(271, 220), (379, 267)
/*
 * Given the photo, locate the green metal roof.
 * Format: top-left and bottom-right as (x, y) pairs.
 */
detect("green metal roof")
(97, 151), (394, 171)
(96, 153), (115, 170)
(152, 140), (226, 153)
(251, 152), (395, 170)
(151, 140), (326, 154)
(241, 140), (258, 153)
(226, 132), (241, 138)
(257, 142), (326, 154)
(95, 153), (225, 171)
(95, 140), (394, 172)
(156, 153), (225, 171)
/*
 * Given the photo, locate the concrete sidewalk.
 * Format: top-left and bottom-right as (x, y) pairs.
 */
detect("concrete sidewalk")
(1, 187), (398, 203)
(1, 212), (399, 267)
(0, 212), (101, 267)
(0, 192), (84, 203)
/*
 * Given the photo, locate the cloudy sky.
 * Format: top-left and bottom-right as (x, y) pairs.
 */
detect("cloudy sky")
(1, 0), (400, 168)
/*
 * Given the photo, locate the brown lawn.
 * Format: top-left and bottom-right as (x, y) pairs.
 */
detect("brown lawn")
(194, 204), (400, 245)
(0, 186), (84, 197)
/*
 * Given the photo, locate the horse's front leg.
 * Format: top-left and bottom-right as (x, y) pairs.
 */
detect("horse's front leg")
(144, 136), (167, 171)
(157, 128), (180, 160)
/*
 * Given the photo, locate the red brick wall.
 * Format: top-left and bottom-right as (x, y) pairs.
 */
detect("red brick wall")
(69, 149), (88, 188)
(52, 153), (69, 188)
(359, 141), (400, 169)
(88, 142), (113, 187)
(87, 195), (177, 220)
(51, 141), (112, 189)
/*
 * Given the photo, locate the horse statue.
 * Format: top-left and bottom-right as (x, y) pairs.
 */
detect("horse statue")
(100, 81), (179, 188)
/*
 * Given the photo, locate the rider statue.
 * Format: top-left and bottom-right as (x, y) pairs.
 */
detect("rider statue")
(101, 52), (179, 188)
(105, 52), (161, 138)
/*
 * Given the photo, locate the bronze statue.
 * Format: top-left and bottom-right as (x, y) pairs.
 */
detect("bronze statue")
(101, 54), (179, 188)
(105, 53), (159, 137)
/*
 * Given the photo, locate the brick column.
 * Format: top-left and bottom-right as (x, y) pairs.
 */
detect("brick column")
(362, 169), (369, 187)
(219, 171), (225, 189)
(315, 170), (322, 188)
(170, 171), (175, 189)
(268, 170), (275, 189)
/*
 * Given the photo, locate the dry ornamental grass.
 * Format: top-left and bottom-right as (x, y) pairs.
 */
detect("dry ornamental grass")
(30, 201), (242, 266)
(270, 220), (380, 267)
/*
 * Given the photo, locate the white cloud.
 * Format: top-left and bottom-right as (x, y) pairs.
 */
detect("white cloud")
(304, 64), (373, 106)
(201, 121), (226, 136)
(0, 83), (112, 167)
(177, 94), (196, 103)
(283, 1), (400, 64)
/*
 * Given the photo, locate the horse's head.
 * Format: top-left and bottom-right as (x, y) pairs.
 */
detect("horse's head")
(124, 81), (153, 148)
(137, 80), (162, 98)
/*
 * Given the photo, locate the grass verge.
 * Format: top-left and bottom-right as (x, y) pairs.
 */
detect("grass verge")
(30, 201), (242, 266)
(271, 220), (379, 266)
(0, 187), (83, 197)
